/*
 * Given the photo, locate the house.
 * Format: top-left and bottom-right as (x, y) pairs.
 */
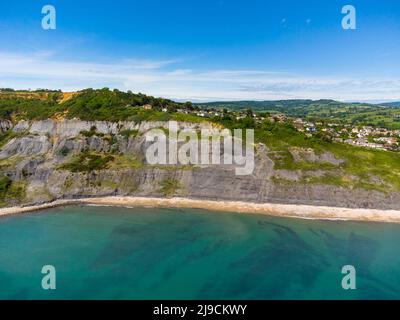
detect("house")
(375, 137), (398, 145)
(274, 114), (286, 122)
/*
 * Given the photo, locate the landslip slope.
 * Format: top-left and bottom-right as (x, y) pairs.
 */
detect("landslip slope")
(0, 119), (399, 210)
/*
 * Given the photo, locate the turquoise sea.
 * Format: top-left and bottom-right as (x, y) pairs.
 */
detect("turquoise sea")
(0, 205), (400, 300)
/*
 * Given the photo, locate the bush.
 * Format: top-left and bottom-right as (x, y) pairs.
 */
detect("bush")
(0, 176), (26, 205)
(60, 153), (115, 172)
(119, 129), (139, 140)
(159, 178), (181, 196)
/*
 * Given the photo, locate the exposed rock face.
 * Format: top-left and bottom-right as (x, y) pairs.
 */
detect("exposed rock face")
(13, 119), (216, 138)
(1, 119), (400, 210)
(0, 136), (52, 158)
(0, 120), (12, 133)
(289, 147), (345, 165)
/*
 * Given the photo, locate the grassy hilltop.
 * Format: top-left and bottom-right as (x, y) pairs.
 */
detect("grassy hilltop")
(0, 88), (202, 123)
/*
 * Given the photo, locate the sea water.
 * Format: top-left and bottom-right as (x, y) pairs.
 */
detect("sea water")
(0, 205), (399, 300)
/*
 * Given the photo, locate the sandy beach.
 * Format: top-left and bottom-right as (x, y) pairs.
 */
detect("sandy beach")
(0, 196), (400, 223)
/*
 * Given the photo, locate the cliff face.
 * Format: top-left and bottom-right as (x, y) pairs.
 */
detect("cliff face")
(1, 119), (399, 210)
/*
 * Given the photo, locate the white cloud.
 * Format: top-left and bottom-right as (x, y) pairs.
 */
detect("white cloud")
(0, 51), (399, 102)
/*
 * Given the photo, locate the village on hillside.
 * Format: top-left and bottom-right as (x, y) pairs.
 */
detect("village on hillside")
(146, 103), (400, 152)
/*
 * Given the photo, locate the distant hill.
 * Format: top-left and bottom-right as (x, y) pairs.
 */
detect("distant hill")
(196, 99), (343, 111)
(381, 101), (400, 107)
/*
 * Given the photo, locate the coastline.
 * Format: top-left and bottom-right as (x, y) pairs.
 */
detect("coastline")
(1, 196), (400, 223)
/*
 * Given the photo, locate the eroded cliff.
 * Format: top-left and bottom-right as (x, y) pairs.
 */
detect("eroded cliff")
(1, 119), (399, 210)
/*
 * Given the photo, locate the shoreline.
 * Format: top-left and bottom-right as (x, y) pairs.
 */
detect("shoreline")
(1, 196), (400, 223)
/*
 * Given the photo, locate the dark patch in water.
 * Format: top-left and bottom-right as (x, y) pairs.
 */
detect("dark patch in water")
(318, 229), (348, 259)
(308, 228), (322, 237)
(201, 221), (331, 299)
(345, 233), (400, 296)
(92, 223), (153, 268)
(346, 233), (380, 271)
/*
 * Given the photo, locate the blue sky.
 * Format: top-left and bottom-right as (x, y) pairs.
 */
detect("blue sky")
(0, 0), (399, 102)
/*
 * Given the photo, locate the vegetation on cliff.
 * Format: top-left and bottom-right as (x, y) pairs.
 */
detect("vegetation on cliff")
(0, 176), (26, 206)
(59, 152), (115, 172)
(0, 88), (202, 123)
(214, 112), (400, 192)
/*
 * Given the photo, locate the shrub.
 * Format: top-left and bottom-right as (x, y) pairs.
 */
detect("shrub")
(59, 152), (115, 172)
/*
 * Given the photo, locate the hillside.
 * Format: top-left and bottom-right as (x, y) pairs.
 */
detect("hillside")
(0, 88), (200, 123)
(197, 99), (400, 129)
(196, 99), (343, 111)
(382, 101), (400, 107)
(1, 89), (400, 210)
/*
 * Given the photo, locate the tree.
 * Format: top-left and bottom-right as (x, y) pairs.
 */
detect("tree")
(246, 108), (253, 118)
(184, 101), (193, 110)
